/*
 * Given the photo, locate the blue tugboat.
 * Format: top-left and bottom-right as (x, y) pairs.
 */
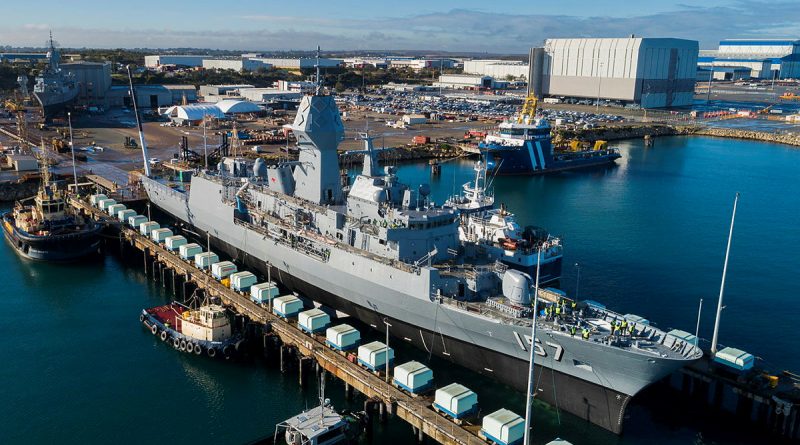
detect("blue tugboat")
(478, 96), (621, 175)
(2, 160), (100, 261)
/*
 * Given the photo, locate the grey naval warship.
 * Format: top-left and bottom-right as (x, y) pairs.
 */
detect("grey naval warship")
(141, 81), (702, 434)
(33, 33), (78, 119)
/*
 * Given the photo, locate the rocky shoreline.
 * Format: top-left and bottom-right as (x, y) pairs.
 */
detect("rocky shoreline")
(0, 178), (39, 203)
(555, 123), (800, 147)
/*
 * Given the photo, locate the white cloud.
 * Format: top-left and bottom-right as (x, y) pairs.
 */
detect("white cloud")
(2, 2), (799, 52)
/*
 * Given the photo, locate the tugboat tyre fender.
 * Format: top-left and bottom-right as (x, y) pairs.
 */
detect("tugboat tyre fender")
(139, 314), (145, 322)
(207, 347), (217, 358)
(160, 331), (168, 342)
(222, 344), (233, 357)
(179, 340), (187, 351)
(173, 338), (180, 349)
(151, 324), (158, 335)
(185, 343), (194, 354)
(235, 339), (245, 352)
(193, 344), (202, 355)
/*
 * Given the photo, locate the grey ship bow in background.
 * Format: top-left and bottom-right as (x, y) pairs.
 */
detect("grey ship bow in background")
(33, 32), (78, 120)
(140, 61), (702, 434)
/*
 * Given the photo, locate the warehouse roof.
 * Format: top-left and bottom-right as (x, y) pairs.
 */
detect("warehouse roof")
(163, 104), (224, 121)
(216, 99), (261, 114)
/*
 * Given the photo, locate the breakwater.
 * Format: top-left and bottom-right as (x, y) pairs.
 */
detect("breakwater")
(558, 124), (800, 148)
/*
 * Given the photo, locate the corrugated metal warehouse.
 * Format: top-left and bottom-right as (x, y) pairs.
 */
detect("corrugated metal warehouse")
(529, 37), (699, 108)
(702, 39), (800, 79)
(144, 55), (209, 68)
(463, 60), (529, 80)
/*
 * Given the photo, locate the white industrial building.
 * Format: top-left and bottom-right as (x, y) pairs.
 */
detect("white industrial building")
(162, 104), (225, 125)
(435, 74), (494, 89)
(238, 88), (303, 102)
(390, 59), (455, 71)
(144, 55), (209, 68)
(215, 99), (262, 115)
(463, 60), (529, 80)
(699, 39), (800, 79)
(343, 57), (388, 69)
(202, 58), (272, 72)
(529, 37), (699, 108)
(199, 84), (254, 99)
(248, 57), (342, 69)
(697, 56), (772, 79)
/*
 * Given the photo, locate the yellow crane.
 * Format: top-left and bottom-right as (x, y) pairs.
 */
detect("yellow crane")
(516, 94), (539, 124)
(4, 96), (29, 147)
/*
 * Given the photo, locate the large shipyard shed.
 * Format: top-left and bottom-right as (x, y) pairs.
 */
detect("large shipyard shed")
(163, 104), (225, 125)
(215, 99), (261, 115)
(530, 37), (699, 108)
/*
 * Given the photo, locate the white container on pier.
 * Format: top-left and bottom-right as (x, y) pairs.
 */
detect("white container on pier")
(179, 243), (203, 261)
(393, 361), (433, 394)
(211, 261), (237, 280)
(480, 408), (524, 445)
(107, 203), (126, 217)
(298, 308), (330, 333)
(250, 281), (279, 304)
(272, 295), (303, 318)
(150, 228), (173, 243)
(357, 341), (394, 372)
(433, 383), (478, 419)
(325, 324), (360, 351)
(117, 209), (136, 222)
(139, 221), (160, 237)
(194, 252), (219, 269)
(128, 215), (147, 229)
(164, 235), (187, 251)
(229, 271), (257, 292)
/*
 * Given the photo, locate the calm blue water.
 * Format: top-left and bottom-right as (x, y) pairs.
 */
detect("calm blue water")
(1, 135), (798, 445)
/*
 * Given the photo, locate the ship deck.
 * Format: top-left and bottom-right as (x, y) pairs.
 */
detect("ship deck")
(145, 303), (187, 328)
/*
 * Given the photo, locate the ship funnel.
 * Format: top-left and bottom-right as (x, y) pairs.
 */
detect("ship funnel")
(503, 270), (532, 306)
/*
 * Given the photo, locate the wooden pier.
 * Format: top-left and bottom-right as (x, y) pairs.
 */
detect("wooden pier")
(72, 196), (487, 445)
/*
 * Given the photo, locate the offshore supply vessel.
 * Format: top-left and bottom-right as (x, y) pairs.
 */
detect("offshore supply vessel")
(33, 32), (78, 120)
(2, 158), (101, 260)
(139, 74), (702, 434)
(477, 96), (621, 175)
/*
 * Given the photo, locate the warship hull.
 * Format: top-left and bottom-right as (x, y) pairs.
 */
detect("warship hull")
(34, 89), (78, 120)
(2, 212), (101, 261)
(142, 176), (694, 434)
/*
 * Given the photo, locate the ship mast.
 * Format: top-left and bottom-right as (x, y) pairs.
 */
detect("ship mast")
(126, 65), (152, 177)
(711, 192), (739, 355)
(523, 250), (542, 445)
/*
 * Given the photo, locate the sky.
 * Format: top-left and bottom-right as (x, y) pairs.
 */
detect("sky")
(1, 0), (799, 53)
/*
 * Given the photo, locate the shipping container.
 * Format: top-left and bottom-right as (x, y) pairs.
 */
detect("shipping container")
(179, 243), (203, 261)
(140, 221), (160, 236)
(713, 346), (754, 372)
(194, 252), (219, 269)
(433, 383), (478, 419)
(273, 295), (303, 318)
(128, 215), (148, 229)
(90, 194), (108, 206)
(412, 135), (430, 145)
(150, 228), (173, 243)
(211, 261), (237, 280)
(97, 198), (116, 211)
(164, 235), (187, 251)
(393, 361), (433, 394)
(117, 209), (136, 222)
(250, 281), (279, 304)
(298, 308), (330, 334)
(107, 203), (126, 217)
(229, 271), (257, 292)
(325, 324), (360, 351)
(357, 341), (394, 372)
(480, 408), (524, 445)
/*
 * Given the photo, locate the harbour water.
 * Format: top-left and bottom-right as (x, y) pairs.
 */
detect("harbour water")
(2, 135), (798, 445)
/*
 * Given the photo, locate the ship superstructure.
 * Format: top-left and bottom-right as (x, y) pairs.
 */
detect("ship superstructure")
(33, 32), (78, 119)
(140, 78), (701, 434)
(446, 157), (563, 282)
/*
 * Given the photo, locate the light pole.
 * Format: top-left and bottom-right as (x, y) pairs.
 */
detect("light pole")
(203, 113), (208, 169)
(67, 112), (78, 193)
(383, 317), (392, 384)
(596, 61), (604, 113)
(694, 298), (703, 348)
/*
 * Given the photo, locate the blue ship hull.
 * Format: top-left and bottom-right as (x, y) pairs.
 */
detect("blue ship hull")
(481, 140), (621, 175)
